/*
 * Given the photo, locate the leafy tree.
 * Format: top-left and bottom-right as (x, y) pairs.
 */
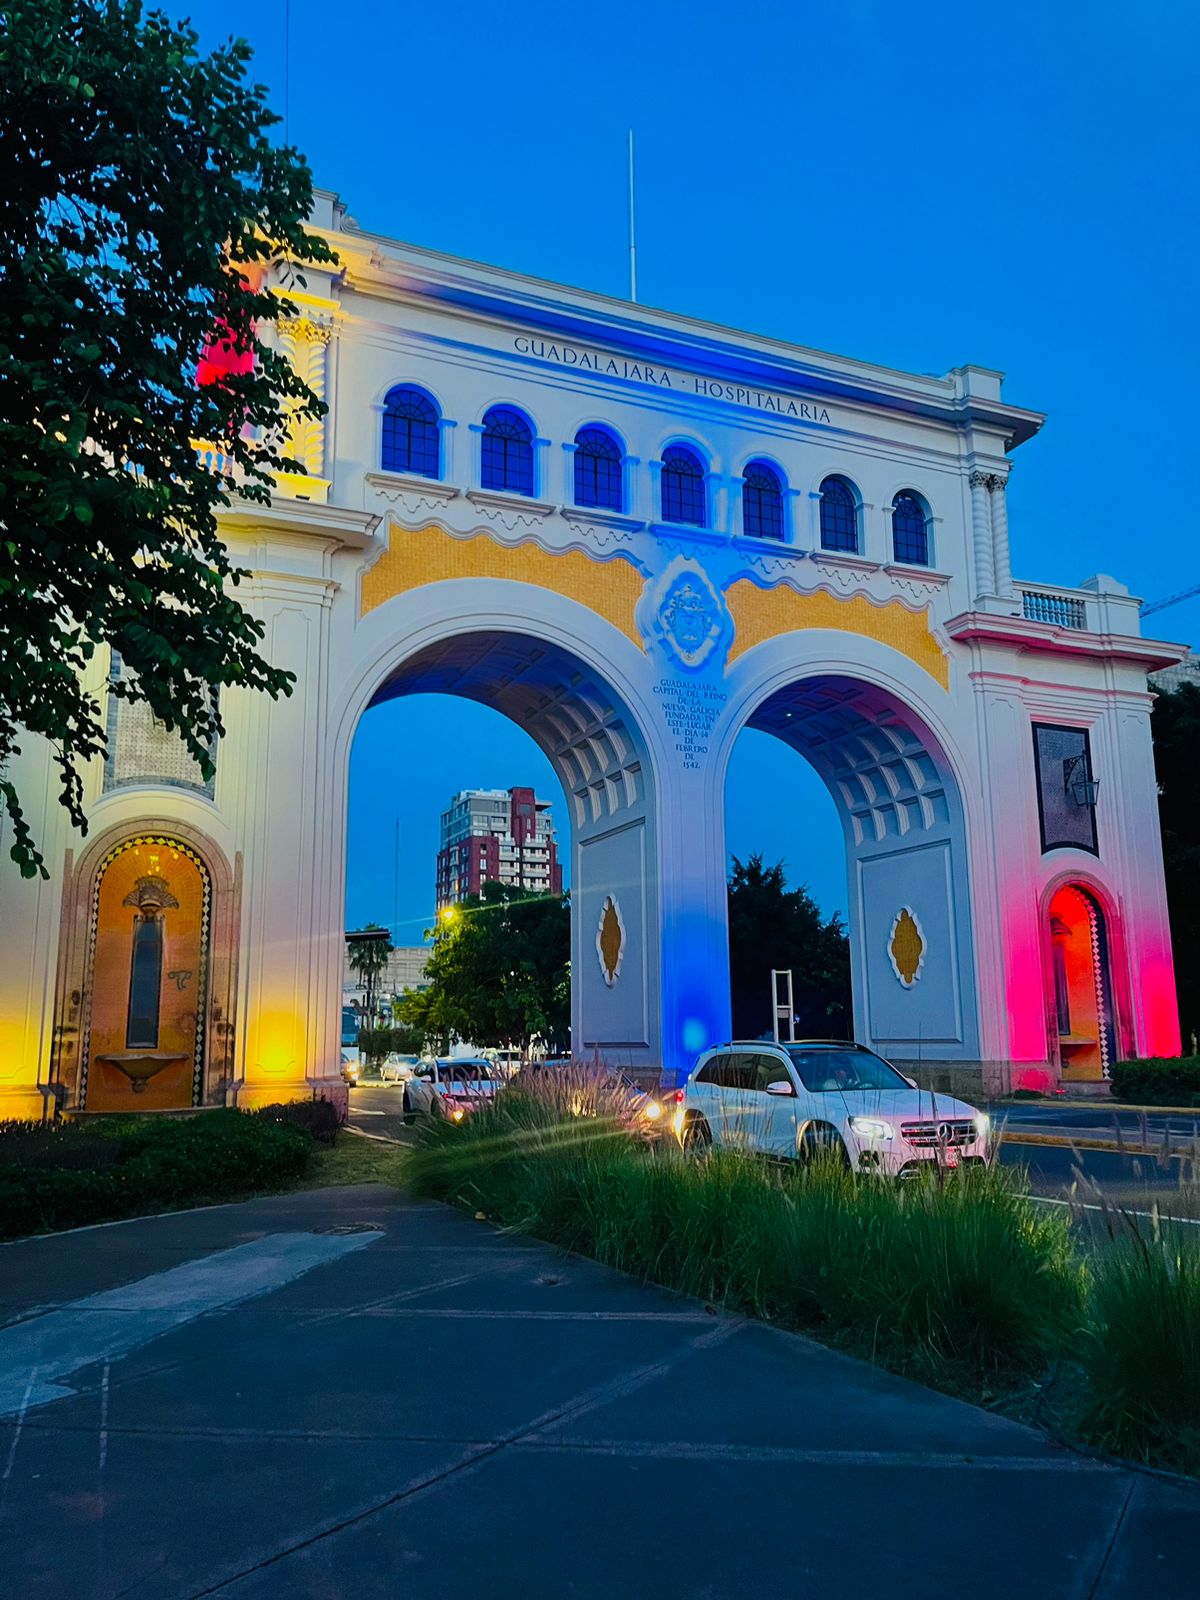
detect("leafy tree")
(1150, 683), (1200, 1046)
(398, 884), (570, 1052)
(357, 1024), (424, 1067)
(0, 0), (334, 875)
(345, 925), (393, 1025)
(727, 853), (852, 1041)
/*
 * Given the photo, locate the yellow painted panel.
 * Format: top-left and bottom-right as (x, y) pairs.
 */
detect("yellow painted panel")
(724, 579), (949, 690)
(360, 522), (646, 651)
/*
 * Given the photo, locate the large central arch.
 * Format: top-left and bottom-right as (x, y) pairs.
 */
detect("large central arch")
(718, 656), (980, 1072)
(334, 602), (665, 1074)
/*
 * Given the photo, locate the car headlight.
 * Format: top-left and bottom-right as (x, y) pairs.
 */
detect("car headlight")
(847, 1116), (894, 1140)
(643, 1099), (663, 1121)
(973, 1113), (990, 1141)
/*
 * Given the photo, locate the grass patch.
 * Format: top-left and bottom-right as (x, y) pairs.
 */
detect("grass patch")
(304, 1131), (408, 1188)
(1078, 1228), (1200, 1472)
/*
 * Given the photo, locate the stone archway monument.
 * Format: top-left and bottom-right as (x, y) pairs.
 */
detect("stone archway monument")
(0, 190), (1184, 1114)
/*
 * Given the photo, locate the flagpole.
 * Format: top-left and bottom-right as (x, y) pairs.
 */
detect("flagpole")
(627, 129), (638, 303)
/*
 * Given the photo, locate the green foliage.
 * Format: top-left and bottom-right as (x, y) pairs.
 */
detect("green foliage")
(0, 1110), (311, 1238)
(254, 1097), (341, 1146)
(1151, 684), (1200, 1044)
(357, 1024), (423, 1064)
(728, 854), (852, 1038)
(1110, 1057), (1200, 1105)
(1080, 1231), (1200, 1471)
(399, 883), (570, 1051)
(407, 1082), (1080, 1388)
(345, 925), (393, 1020)
(0, 0), (335, 875)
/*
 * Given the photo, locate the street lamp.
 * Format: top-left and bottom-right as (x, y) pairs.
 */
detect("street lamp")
(1063, 753), (1099, 809)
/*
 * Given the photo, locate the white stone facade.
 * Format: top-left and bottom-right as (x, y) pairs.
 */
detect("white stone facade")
(0, 188), (1185, 1115)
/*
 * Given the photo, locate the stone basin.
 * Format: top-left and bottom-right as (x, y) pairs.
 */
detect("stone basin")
(94, 1052), (188, 1092)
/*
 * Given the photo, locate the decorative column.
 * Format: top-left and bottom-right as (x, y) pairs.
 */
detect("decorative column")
(988, 473), (1014, 598)
(968, 470), (995, 599)
(276, 316), (333, 500)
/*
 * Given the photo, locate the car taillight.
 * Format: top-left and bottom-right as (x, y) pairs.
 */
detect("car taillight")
(673, 1089), (685, 1103)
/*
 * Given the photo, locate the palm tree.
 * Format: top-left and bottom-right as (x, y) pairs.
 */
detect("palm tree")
(346, 924), (393, 1029)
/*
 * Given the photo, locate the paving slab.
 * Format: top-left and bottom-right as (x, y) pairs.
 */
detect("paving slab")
(0, 1184), (1195, 1599)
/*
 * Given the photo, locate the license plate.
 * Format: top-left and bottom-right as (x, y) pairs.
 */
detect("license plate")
(940, 1148), (958, 1168)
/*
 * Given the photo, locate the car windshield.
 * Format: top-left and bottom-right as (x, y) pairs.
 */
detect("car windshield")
(785, 1047), (907, 1092)
(443, 1063), (493, 1086)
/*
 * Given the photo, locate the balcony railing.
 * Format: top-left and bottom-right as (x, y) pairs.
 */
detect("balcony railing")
(1019, 588), (1088, 630)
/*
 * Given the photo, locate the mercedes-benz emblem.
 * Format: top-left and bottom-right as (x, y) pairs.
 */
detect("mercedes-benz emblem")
(937, 1122), (953, 1143)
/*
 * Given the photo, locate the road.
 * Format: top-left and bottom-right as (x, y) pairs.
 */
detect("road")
(347, 1086), (1200, 1223)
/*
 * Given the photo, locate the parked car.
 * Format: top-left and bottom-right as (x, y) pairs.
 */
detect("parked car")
(379, 1053), (421, 1084)
(402, 1058), (498, 1123)
(674, 1040), (990, 1177)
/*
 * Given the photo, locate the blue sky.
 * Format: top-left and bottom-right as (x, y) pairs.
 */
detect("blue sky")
(187, 0), (1200, 939)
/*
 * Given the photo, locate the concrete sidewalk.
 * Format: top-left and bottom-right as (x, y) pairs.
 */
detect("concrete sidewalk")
(1, 1186), (1195, 1598)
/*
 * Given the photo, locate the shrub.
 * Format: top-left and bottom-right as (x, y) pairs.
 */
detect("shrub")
(1079, 1231), (1200, 1471)
(0, 1111), (311, 1240)
(358, 1026), (423, 1065)
(1110, 1057), (1200, 1105)
(255, 1098), (342, 1146)
(406, 1079), (1080, 1387)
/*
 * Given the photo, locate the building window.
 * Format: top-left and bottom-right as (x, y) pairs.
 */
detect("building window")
(574, 426), (623, 511)
(742, 460), (784, 540)
(891, 492), (930, 565)
(481, 406), (535, 496)
(381, 385), (440, 478)
(1032, 723), (1099, 854)
(819, 475), (859, 553)
(660, 444), (706, 526)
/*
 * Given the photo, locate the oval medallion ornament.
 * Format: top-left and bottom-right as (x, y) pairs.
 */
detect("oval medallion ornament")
(888, 907), (925, 988)
(597, 895), (626, 987)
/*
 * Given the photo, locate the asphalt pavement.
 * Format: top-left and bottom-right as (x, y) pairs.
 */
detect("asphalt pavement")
(3, 1181), (1198, 1598)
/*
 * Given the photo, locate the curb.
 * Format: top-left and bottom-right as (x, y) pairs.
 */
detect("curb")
(998, 1131), (1191, 1158)
(992, 1100), (1200, 1115)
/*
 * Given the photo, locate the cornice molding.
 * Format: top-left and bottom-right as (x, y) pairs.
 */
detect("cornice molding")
(945, 611), (1186, 671)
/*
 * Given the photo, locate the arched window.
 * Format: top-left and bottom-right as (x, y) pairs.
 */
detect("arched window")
(481, 406), (535, 495)
(819, 476), (859, 553)
(660, 444), (706, 526)
(574, 426), (623, 512)
(892, 491), (930, 565)
(381, 385), (440, 478)
(742, 460), (784, 540)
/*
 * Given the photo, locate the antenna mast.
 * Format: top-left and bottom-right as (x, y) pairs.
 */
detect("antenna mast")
(627, 129), (638, 303)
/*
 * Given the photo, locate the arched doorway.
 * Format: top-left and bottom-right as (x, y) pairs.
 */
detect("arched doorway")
(721, 672), (979, 1074)
(347, 627), (660, 1074)
(1046, 883), (1117, 1083)
(81, 836), (210, 1110)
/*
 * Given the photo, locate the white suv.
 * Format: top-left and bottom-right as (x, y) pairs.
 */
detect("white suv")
(674, 1040), (989, 1177)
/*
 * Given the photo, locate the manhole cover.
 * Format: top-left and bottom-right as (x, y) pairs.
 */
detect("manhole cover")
(314, 1223), (381, 1235)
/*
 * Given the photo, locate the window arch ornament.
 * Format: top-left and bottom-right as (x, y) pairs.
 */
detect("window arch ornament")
(660, 444), (707, 526)
(574, 426), (624, 511)
(381, 385), (441, 478)
(819, 475), (860, 553)
(891, 491), (930, 565)
(742, 459), (784, 540)
(481, 405), (535, 496)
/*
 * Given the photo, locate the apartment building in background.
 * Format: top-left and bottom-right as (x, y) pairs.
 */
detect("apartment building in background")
(436, 786), (563, 910)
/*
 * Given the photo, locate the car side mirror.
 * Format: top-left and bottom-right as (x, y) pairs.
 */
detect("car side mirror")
(765, 1080), (795, 1096)
(903, 1075), (919, 1089)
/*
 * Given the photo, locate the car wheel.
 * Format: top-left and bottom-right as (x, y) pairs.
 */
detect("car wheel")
(681, 1114), (712, 1153)
(799, 1124), (850, 1169)
(401, 1092), (415, 1126)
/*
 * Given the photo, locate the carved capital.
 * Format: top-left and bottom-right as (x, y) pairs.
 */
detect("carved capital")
(289, 317), (333, 347)
(987, 473), (1007, 494)
(968, 470), (991, 490)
